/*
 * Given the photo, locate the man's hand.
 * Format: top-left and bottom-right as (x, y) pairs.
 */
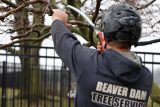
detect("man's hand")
(52, 9), (71, 28)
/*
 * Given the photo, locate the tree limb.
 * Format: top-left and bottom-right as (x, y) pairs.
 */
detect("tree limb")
(151, 20), (160, 28)
(92, 0), (102, 23)
(89, 0), (102, 47)
(0, 6), (11, 12)
(10, 29), (40, 40)
(0, 32), (51, 49)
(68, 20), (89, 27)
(0, 0), (45, 21)
(137, 0), (156, 10)
(1, 0), (17, 8)
(81, 0), (87, 7)
(10, 23), (47, 40)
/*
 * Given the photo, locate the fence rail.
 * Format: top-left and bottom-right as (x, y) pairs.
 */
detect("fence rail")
(0, 45), (160, 107)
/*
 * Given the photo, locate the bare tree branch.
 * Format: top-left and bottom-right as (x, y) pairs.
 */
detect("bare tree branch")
(137, 0), (157, 10)
(0, 32), (51, 49)
(69, 20), (89, 27)
(89, 0), (103, 46)
(0, 0), (45, 21)
(0, 6), (11, 12)
(92, 0), (102, 23)
(0, 2), (48, 15)
(151, 20), (160, 28)
(81, 0), (87, 7)
(10, 29), (40, 40)
(1, 0), (17, 8)
(10, 21), (48, 40)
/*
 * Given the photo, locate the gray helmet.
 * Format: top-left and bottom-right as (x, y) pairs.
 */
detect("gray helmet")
(101, 2), (142, 45)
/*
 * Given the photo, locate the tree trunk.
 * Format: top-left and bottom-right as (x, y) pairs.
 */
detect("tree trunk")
(20, 46), (41, 101)
(13, 0), (45, 101)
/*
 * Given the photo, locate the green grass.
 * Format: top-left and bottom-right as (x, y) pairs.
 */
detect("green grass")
(0, 87), (74, 107)
(1, 87), (160, 107)
(0, 99), (74, 107)
(0, 98), (74, 107)
(147, 98), (160, 107)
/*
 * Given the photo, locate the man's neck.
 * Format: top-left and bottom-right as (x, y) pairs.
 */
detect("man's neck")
(106, 44), (130, 53)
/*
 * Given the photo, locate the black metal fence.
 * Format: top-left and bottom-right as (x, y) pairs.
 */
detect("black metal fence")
(0, 45), (76, 107)
(0, 45), (160, 107)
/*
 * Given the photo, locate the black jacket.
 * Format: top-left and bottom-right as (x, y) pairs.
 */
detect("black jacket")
(51, 20), (153, 107)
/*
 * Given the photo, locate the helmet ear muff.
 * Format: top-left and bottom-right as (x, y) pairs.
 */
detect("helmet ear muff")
(119, 16), (140, 27)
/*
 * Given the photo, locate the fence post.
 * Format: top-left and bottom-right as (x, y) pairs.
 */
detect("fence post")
(1, 61), (7, 107)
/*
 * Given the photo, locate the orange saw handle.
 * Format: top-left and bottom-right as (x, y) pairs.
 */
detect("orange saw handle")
(97, 32), (105, 53)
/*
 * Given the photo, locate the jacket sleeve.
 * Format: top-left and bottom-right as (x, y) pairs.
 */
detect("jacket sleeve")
(51, 20), (95, 80)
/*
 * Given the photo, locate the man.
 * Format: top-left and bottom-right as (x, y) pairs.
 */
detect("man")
(51, 2), (153, 107)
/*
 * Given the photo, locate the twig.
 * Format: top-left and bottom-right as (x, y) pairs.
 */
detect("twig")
(68, 20), (89, 27)
(10, 20), (46, 40)
(0, 0), (45, 21)
(1, 0), (17, 8)
(92, 0), (102, 23)
(81, 0), (88, 7)
(151, 20), (160, 28)
(137, 38), (160, 46)
(137, 0), (156, 10)
(0, 6), (11, 12)
(0, 32), (51, 49)
(10, 29), (40, 40)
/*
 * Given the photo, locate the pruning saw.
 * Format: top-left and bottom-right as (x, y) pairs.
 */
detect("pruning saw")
(67, 5), (105, 52)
